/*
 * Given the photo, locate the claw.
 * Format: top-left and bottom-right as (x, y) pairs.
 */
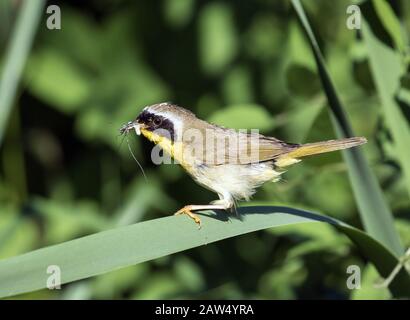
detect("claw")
(175, 206), (202, 229)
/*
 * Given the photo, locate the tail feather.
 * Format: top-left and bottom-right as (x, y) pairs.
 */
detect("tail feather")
(276, 137), (367, 167)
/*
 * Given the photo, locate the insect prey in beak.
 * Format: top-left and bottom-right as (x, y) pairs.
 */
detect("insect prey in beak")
(119, 120), (147, 182)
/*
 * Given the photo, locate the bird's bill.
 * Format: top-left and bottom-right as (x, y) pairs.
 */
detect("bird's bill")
(120, 121), (146, 135)
(133, 123), (142, 135)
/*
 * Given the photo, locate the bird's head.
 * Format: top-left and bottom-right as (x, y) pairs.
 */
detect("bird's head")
(120, 102), (197, 144)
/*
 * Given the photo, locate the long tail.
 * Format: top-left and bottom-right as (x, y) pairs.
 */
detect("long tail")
(275, 137), (367, 167)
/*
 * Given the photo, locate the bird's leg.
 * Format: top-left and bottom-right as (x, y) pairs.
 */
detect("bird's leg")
(175, 201), (232, 229)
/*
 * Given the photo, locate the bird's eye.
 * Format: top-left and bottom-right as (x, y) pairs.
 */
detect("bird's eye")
(153, 117), (162, 126)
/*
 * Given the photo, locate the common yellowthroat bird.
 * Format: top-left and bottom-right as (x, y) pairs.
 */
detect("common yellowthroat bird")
(120, 102), (366, 228)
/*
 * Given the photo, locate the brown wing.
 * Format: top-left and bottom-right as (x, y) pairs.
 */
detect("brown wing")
(187, 126), (299, 165)
(250, 134), (299, 164)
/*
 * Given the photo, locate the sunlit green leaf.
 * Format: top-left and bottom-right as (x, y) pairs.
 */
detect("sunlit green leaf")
(0, 0), (45, 144)
(25, 49), (93, 113)
(351, 264), (391, 300)
(199, 2), (238, 75)
(0, 206), (408, 298)
(208, 104), (273, 132)
(163, 0), (194, 28)
(372, 0), (405, 54)
(362, 20), (410, 198)
(291, 0), (403, 257)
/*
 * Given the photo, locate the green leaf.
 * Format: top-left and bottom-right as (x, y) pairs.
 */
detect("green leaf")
(351, 264), (391, 300)
(113, 177), (177, 227)
(259, 258), (307, 299)
(174, 256), (204, 292)
(208, 104), (274, 132)
(0, 206), (408, 298)
(222, 66), (254, 104)
(273, 223), (349, 259)
(163, 0), (194, 28)
(286, 64), (321, 98)
(33, 198), (109, 244)
(25, 49), (93, 114)
(362, 20), (410, 199)
(44, 8), (104, 70)
(0, 207), (38, 260)
(0, 0), (45, 144)
(284, 101), (324, 142)
(291, 0), (403, 257)
(199, 2), (238, 75)
(372, 0), (405, 54)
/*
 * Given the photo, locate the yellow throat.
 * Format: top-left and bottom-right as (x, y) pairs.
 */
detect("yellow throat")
(140, 128), (188, 167)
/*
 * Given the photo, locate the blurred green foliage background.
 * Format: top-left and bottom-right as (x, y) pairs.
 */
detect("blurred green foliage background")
(0, 0), (409, 299)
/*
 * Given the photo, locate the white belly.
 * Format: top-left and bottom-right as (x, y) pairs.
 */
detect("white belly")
(190, 162), (282, 202)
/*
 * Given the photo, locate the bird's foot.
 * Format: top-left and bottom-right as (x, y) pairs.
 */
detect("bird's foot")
(174, 202), (233, 228)
(174, 206), (202, 229)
